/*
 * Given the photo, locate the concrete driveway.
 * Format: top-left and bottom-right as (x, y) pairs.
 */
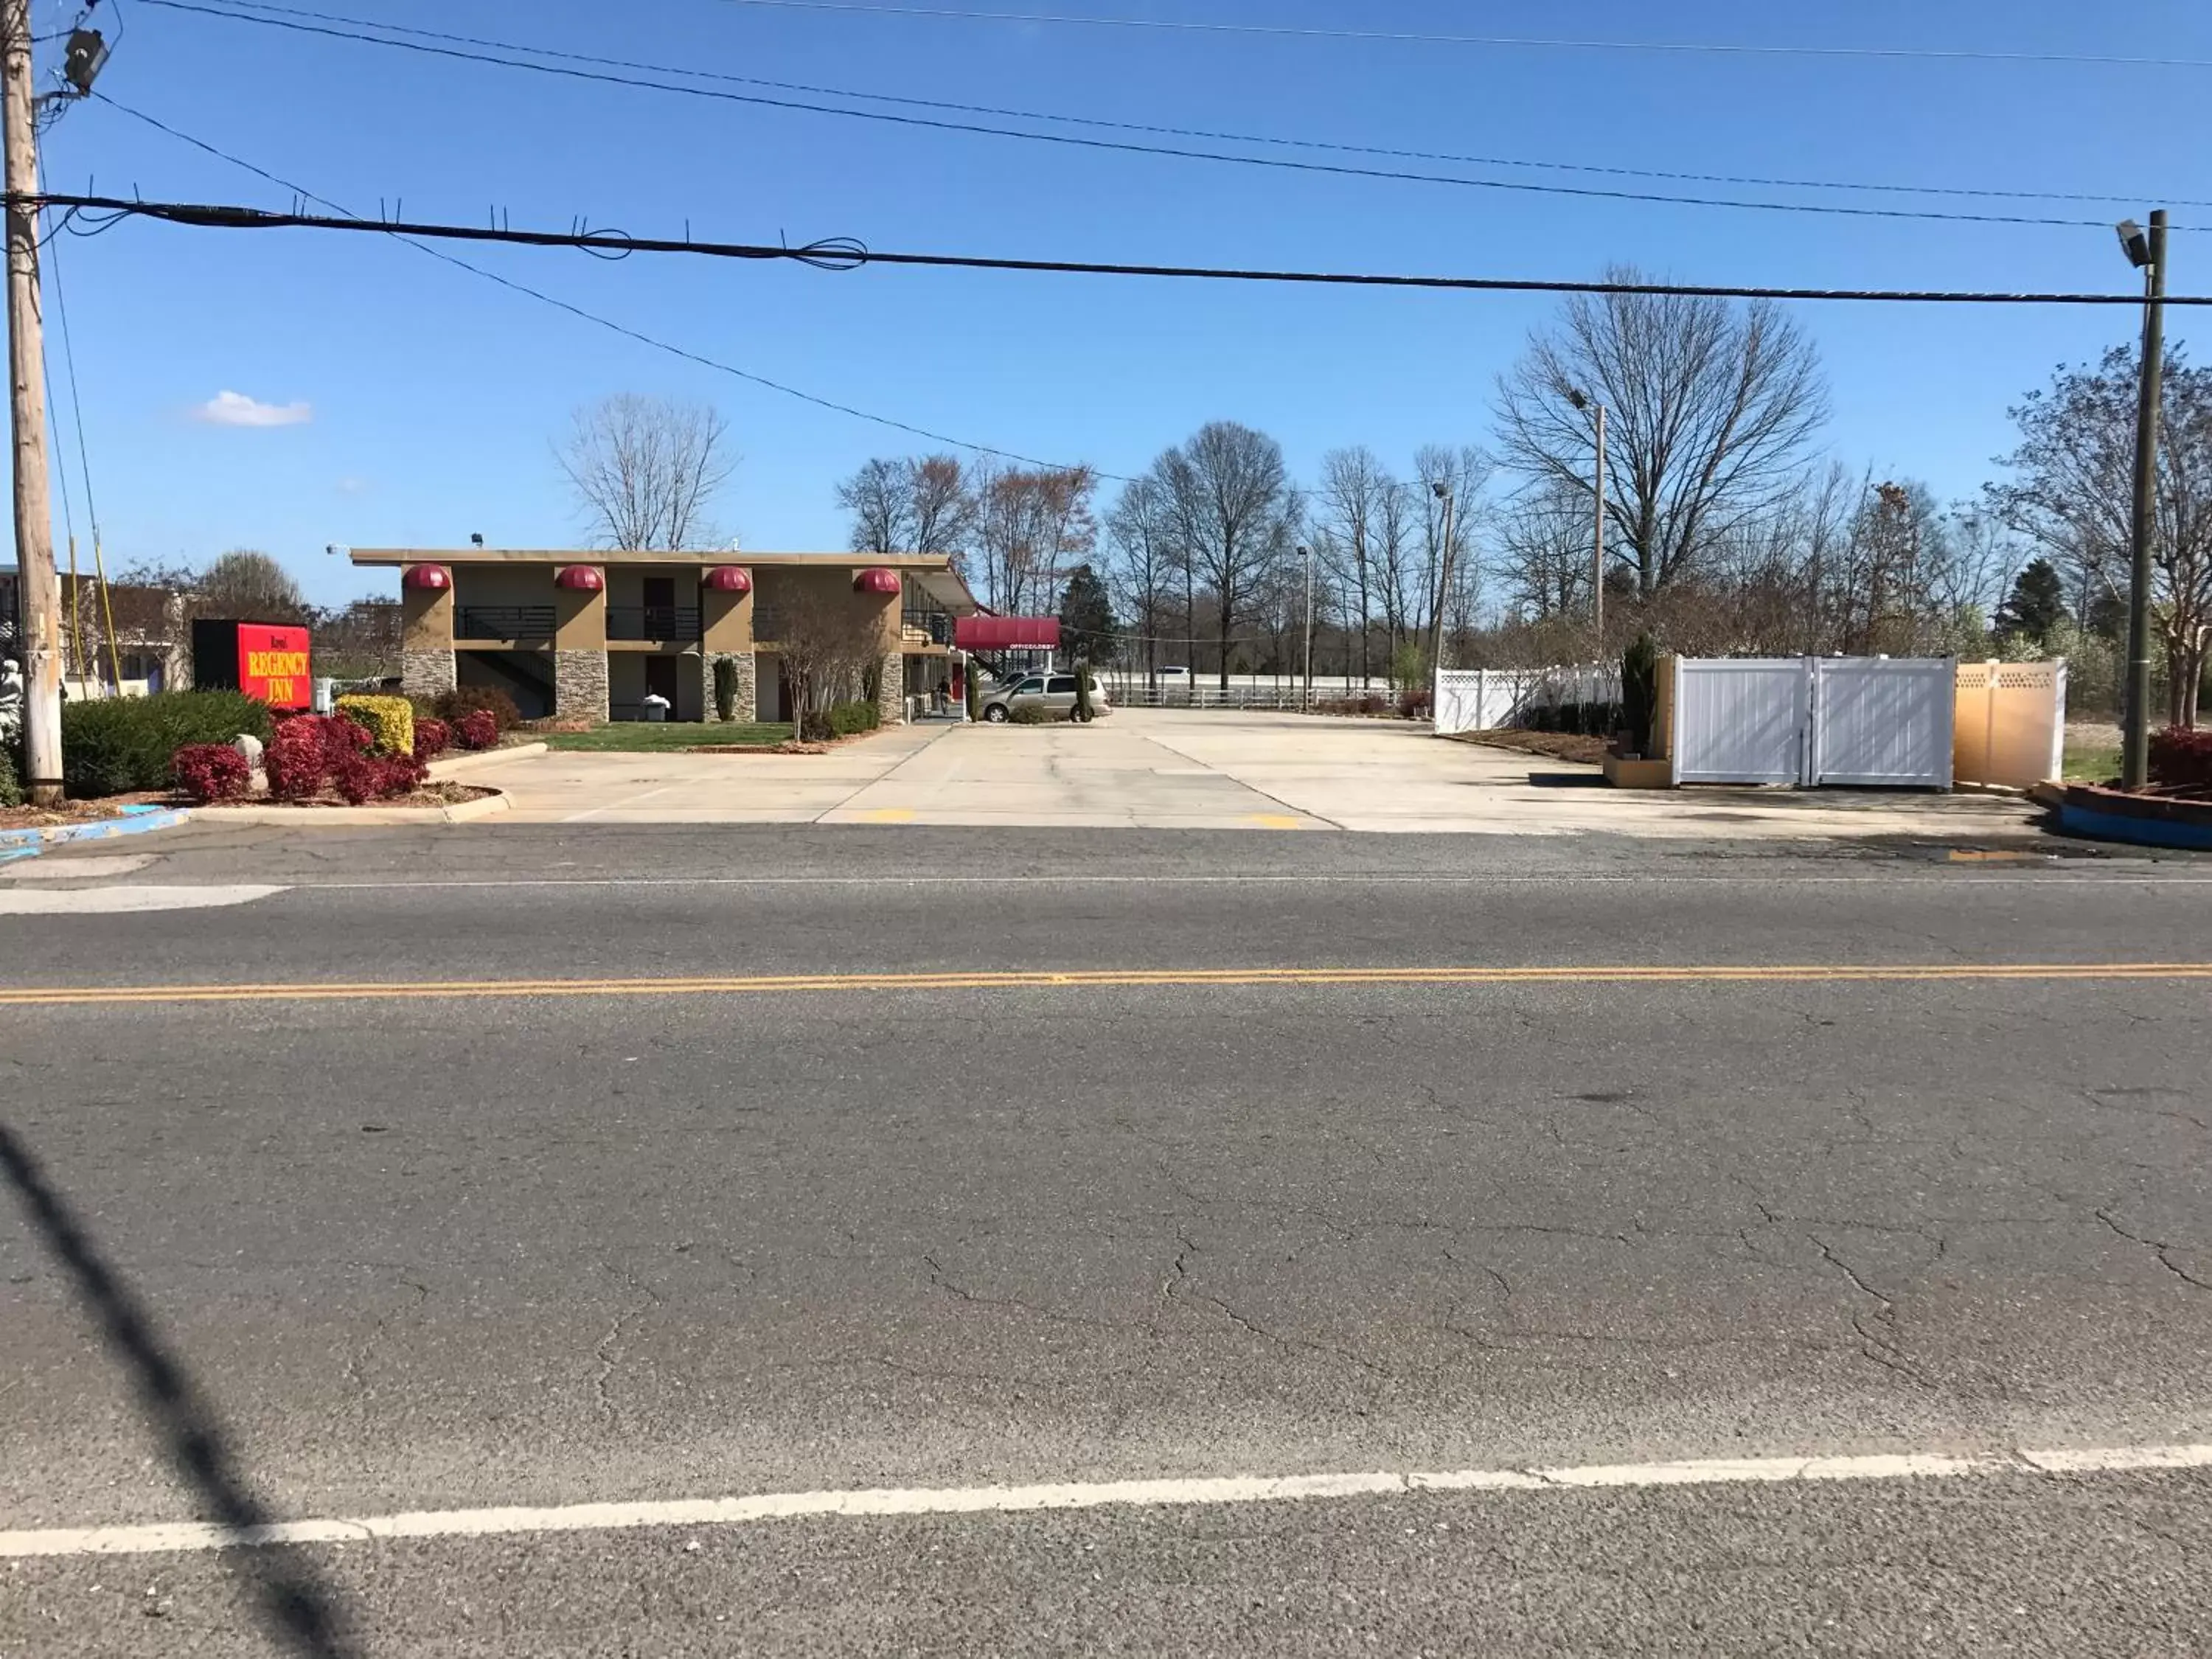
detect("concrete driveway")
(462, 710), (2045, 838)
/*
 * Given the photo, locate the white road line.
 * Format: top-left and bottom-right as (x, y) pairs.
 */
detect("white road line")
(265, 873), (2212, 892)
(6, 1443), (2208, 1560)
(0, 884), (286, 915)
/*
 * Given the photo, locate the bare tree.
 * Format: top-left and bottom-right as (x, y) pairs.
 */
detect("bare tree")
(836, 457), (906, 557)
(1494, 270), (1828, 599)
(967, 462), (1097, 613)
(1498, 483), (1594, 622)
(557, 394), (736, 551)
(835, 454), (975, 562)
(1989, 345), (2212, 723)
(1105, 476), (1175, 686)
(1152, 422), (1299, 689)
(1317, 447), (1387, 685)
(193, 549), (307, 622)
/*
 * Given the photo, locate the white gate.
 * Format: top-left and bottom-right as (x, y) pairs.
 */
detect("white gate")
(1810, 658), (1955, 787)
(1672, 658), (1811, 784)
(1672, 655), (1956, 787)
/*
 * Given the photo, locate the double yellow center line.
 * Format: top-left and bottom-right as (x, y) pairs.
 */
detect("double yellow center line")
(2, 962), (2210, 1007)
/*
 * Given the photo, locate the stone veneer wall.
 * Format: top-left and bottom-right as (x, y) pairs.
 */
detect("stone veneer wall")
(876, 650), (904, 726)
(401, 650), (456, 699)
(701, 650), (758, 726)
(554, 650), (610, 722)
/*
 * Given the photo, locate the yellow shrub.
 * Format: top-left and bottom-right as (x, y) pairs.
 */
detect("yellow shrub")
(336, 694), (415, 757)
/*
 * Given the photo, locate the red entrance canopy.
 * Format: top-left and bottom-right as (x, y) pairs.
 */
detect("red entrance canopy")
(955, 616), (1060, 651)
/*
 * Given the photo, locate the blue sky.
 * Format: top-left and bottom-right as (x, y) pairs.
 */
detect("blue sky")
(17, 0), (2212, 605)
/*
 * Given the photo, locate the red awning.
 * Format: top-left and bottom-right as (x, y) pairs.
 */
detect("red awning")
(955, 616), (1060, 650)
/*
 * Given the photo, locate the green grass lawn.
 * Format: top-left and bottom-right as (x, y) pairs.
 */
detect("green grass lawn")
(2062, 740), (2121, 782)
(542, 722), (793, 752)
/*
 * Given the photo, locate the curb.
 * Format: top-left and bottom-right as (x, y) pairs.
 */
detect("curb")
(0, 804), (193, 862)
(196, 789), (512, 827)
(428, 741), (547, 779)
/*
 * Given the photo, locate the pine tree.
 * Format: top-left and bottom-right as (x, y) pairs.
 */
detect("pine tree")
(1994, 558), (2067, 647)
(1056, 563), (1119, 664)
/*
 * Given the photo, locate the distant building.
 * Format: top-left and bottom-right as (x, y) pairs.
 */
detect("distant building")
(349, 548), (978, 723)
(0, 562), (192, 692)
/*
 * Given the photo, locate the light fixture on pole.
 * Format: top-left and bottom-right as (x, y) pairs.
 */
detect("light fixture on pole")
(1298, 544), (1314, 713)
(2116, 212), (2168, 790)
(1427, 482), (1455, 692)
(1565, 387), (1607, 652)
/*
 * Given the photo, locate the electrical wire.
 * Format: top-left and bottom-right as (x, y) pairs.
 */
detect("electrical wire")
(713, 0), (2212, 71)
(133, 0), (2152, 230)
(28, 189), (2211, 307)
(175, 0), (2210, 211)
(91, 94), (1119, 476)
(41, 187), (125, 690)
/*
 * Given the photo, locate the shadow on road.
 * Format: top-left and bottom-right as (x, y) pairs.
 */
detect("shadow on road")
(0, 1121), (358, 1659)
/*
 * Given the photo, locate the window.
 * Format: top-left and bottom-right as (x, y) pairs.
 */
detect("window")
(1048, 677), (1079, 695)
(1015, 678), (1045, 695)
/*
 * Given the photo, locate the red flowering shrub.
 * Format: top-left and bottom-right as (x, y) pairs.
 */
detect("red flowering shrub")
(170, 742), (251, 803)
(454, 709), (499, 751)
(265, 719), (329, 801)
(2149, 726), (2212, 793)
(411, 717), (451, 759)
(321, 714), (374, 769)
(380, 754), (427, 796)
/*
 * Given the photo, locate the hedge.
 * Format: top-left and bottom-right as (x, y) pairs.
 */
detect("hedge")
(826, 700), (881, 737)
(61, 690), (274, 797)
(419, 684), (522, 731)
(2149, 726), (2212, 792)
(337, 694), (414, 757)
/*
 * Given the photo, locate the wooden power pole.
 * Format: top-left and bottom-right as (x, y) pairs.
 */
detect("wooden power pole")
(2, 0), (60, 802)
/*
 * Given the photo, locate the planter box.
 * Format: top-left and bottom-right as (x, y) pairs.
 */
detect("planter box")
(2051, 783), (2212, 850)
(1602, 752), (1672, 790)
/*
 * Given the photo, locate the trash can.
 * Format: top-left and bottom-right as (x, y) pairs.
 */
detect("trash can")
(641, 692), (671, 723)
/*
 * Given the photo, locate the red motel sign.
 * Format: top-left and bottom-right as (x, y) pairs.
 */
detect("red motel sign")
(237, 624), (312, 709)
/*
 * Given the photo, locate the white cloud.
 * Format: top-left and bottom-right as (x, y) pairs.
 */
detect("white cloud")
(335, 476), (370, 495)
(195, 390), (312, 428)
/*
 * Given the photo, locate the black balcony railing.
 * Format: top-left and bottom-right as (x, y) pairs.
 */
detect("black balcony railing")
(456, 605), (555, 641)
(608, 605), (701, 642)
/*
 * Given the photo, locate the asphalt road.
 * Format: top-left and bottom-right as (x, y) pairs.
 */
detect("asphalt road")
(3, 825), (2211, 1655)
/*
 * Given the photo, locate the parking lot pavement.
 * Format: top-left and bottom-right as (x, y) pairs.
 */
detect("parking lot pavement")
(461, 709), (2047, 838)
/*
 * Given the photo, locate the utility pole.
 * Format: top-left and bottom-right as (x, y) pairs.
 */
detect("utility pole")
(2, 0), (59, 802)
(2121, 211), (2168, 791)
(1591, 400), (1607, 655)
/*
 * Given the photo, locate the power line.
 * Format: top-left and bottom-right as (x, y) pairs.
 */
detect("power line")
(89, 94), (1114, 476)
(31, 189), (2212, 307)
(714, 0), (2212, 71)
(133, 0), (2147, 230)
(170, 0), (2210, 211)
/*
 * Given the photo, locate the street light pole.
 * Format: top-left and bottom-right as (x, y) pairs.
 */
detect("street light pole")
(1298, 544), (1314, 713)
(1592, 400), (1607, 654)
(1567, 388), (1607, 656)
(2119, 212), (2168, 790)
(1427, 483), (1455, 684)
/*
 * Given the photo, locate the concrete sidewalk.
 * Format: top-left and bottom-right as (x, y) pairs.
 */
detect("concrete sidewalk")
(458, 710), (2045, 839)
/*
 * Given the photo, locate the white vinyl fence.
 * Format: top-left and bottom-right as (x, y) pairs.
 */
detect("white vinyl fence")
(1672, 656), (1957, 788)
(1432, 663), (1621, 737)
(1953, 659), (2068, 788)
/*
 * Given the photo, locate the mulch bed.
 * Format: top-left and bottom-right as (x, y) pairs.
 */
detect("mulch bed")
(0, 791), (171, 830)
(219, 782), (496, 810)
(1445, 730), (1610, 766)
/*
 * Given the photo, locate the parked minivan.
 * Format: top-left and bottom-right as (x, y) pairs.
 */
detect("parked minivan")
(980, 671), (1111, 723)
